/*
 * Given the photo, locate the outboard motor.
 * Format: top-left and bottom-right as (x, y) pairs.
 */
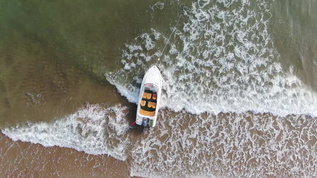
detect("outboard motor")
(142, 118), (150, 128)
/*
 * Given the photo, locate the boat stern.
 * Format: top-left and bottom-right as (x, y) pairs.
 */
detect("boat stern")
(136, 115), (156, 128)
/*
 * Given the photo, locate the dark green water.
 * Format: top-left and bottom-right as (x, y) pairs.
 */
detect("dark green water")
(270, 0), (317, 90)
(0, 0), (181, 126)
(3, 0), (316, 125)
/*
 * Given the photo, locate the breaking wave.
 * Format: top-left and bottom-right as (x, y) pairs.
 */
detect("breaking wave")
(2, 104), (130, 161)
(2, 106), (316, 177)
(106, 0), (317, 117)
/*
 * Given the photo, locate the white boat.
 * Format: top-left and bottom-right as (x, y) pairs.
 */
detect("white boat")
(135, 65), (162, 128)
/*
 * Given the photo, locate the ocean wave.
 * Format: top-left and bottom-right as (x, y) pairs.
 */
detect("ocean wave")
(2, 106), (316, 177)
(1, 104), (130, 161)
(106, 0), (317, 117)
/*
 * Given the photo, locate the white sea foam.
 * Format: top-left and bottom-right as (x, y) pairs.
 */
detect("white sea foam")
(2, 106), (316, 177)
(106, 0), (317, 117)
(150, 1), (165, 11)
(2, 104), (130, 161)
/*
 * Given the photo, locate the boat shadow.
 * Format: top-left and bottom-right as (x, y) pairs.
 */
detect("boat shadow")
(125, 102), (144, 135)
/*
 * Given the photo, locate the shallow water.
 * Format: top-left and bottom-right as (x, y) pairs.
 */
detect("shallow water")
(1, 0), (317, 177)
(0, 132), (130, 177)
(270, 0), (317, 91)
(0, 0), (168, 126)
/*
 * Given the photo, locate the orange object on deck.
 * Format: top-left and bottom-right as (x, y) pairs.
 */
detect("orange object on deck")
(139, 108), (155, 116)
(151, 102), (156, 109)
(146, 93), (152, 99)
(142, 92), (147, 99)
(141, 100), (146, 107)
(152, 94), (157, 100)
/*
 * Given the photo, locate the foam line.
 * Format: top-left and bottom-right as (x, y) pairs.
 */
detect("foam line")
(2, 104), (130, 161)
(2, 107), (316, 177)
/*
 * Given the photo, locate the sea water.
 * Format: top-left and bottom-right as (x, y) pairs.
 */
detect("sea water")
(0, 0), (316, 177)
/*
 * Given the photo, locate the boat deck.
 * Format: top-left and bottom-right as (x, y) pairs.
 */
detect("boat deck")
(139, 89), (157, 117)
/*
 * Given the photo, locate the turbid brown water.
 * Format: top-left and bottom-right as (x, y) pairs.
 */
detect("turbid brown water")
(1, 0), (317, 177)
(0, 132), (131, 177)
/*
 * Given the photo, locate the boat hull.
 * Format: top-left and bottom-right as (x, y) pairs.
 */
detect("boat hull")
(135, 66), (162, 127)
